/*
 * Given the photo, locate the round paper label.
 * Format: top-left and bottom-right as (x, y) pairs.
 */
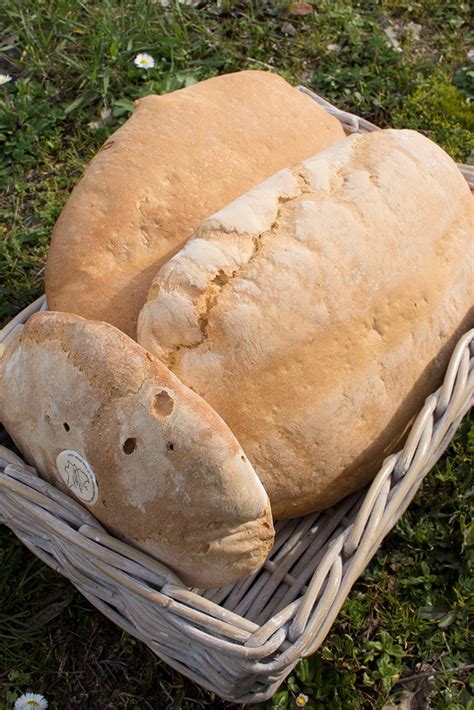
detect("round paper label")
(56, 450), (99, 505)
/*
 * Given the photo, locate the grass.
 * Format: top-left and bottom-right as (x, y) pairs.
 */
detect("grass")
(0, 1), (473, 707)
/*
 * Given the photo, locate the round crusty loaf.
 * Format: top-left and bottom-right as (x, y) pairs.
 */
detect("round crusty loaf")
(0, 312), (274, 587)
(137, 129), (474, 519)
(44, 70), (345, 339)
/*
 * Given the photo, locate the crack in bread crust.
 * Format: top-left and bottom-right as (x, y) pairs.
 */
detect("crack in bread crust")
(153, 169), (313, 367)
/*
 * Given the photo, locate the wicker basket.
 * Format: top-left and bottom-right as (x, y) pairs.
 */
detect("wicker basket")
(0, 90), (473, 704)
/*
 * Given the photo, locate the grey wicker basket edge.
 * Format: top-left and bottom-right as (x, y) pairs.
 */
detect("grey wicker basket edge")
(0, 91), (473, 704)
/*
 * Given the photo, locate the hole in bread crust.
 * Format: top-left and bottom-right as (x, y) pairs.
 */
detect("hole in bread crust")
(151, 391), (174, 418)
(123, 438), (137, 454)
(167, 442), (175, 452)
(63, 422), (70, 432)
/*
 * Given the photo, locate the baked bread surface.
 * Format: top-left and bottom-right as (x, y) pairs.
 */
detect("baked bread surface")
(0, 311), (274, 587)
(138, 129), (474, 518)
(45, 70), (345, 338)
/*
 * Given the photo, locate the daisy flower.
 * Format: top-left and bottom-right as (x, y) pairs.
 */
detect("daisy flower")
(0, 73), (12, 85)
(14, 693), (48, 710)
(295, 694), (309, 707)
(134, 53), (155, 70)
(467, 49), (474, 60)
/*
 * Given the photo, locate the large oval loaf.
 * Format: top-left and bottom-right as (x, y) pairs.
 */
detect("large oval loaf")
(0, 312), (274, 587)
(45, 70), (345, 338)
(138, 129), (474, 519)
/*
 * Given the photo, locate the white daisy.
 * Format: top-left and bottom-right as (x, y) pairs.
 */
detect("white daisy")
(134, 53), (155, 70)
(295, 694), (309, 707)
(14, 693), (48, 710)
(467, 49), (474, 60)
(0, 73), (12, 85)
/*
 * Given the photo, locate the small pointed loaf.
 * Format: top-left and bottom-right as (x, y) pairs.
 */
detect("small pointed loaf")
(138, 129), (474, 519)
(0, 312), (274, 587)
(44, 70), (345, 338)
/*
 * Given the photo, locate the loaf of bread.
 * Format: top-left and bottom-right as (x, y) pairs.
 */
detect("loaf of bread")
(138, 129), (474, 519)
(44, 70), (345, 338)
(0, 312), (274, 587)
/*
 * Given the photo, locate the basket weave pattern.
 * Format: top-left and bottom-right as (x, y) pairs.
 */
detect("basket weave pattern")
(1, 91), (473, 704)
